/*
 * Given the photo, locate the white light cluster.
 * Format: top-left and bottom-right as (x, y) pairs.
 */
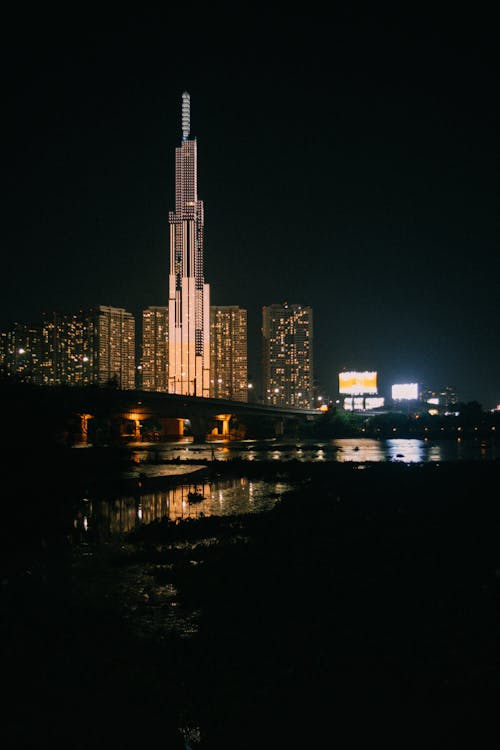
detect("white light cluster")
(392, 383), (419, 401)
(343, 396), (384, 411)
(365, 397), (385, 409)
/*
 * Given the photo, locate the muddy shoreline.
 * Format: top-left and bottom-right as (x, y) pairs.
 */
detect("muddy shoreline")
(2, 456), (500, 747)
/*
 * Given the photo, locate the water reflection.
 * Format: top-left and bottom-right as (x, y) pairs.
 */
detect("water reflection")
(127, 436), (499, 467)
(79, 436), (500, 542)
(427, 444), (444, 462)
(74, 477), (291, 542)
(333, 439), (384, 463)
(385, 439), (425, 463)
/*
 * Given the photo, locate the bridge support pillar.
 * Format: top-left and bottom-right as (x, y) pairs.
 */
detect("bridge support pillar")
(209, 413), (232, 439)
(189, 415), (212, 443)
(75, 413), (93, 445)
(274, 419), (284, 436)
(132, 419), (141, 440)
(159, 417), (185, 439)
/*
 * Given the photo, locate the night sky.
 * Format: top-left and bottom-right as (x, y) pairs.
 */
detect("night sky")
(2, 11), (499, 407)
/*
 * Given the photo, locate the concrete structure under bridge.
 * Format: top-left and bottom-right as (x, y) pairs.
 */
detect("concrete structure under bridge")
(76, 389), (324, 444)
(2, 384), (325, 445)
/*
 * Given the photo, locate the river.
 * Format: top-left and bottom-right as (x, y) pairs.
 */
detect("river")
(126, 434), (499, 465)
(73, 435), (499, 541)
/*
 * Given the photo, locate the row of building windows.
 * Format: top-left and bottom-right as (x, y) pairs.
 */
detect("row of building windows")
(1, 303), (314, 407)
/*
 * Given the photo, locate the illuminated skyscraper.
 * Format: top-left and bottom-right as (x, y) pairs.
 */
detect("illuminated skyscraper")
(168, 92), (210, 396)
(141, 306), (169, 392)
(89, 305), (135, 389)
(262, 303), (313, 408)
(39, 311), (92, 386)
(210, 306), (248, 402)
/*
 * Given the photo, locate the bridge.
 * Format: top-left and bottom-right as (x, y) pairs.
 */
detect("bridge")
(2, 383), (325, 444)
(74, 388), (324, 443)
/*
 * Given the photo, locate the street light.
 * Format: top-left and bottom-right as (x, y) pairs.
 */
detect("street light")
(14, 347), (26, 377)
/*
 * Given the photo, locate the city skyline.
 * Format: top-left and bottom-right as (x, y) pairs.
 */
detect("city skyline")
(1, 13), (499, 407)
(0, 306), (472, 410)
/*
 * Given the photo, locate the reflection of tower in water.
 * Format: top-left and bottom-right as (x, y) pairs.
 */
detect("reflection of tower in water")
(74, 477), (287, 537)
(118, 483), (212, 528)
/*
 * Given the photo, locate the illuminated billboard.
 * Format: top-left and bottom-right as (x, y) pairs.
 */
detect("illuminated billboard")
(344, 397), (364, 411)
(365, 397), (384, 410)
(392, 383), (419, 401)
(339, 371), (377, 395)
(343, 396), (385, 411)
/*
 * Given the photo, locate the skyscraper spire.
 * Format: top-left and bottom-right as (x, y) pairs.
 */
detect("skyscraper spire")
(182, 91), (190, 141)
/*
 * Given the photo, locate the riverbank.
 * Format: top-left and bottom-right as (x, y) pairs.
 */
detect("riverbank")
(2, 459), (500, 747)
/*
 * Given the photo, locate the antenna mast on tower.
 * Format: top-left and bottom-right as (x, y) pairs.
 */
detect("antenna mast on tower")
(182, 91), (190, 141)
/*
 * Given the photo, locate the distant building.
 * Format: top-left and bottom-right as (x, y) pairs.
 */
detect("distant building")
(0, 314), (91, 385)
(421, 384), (458, 412)
(0, 331), (7, 373)
(440, 385), (458, 409)
(1, 307), (136, 389)
(39, 311), (92, 386)
(210, 306), (248, 402)
(262, 303), (313, 408)
(88, 306), (136, 389)
(141, 306), (169, 392)
(0, 322), (42, 382)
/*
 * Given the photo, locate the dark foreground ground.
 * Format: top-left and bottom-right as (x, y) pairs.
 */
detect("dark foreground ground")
(2, 451), (500, 748)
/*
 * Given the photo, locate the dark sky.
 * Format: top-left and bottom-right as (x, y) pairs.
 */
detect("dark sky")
(1, 11), (499, 407)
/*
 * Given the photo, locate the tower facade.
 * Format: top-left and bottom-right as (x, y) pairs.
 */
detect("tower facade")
(262, 303), (313, 408)
(168, 92), (210, 396)
(141, 306), (169, 392)
(210, 305), (248, 402)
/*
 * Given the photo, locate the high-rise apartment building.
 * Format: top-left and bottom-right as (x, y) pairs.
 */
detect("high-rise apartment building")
(0, 314), (91, 385)
(40, 311), (92, 386)
(141, 306), (169, 392)
(262, 303), (313, 408)
(168, 92), (210, 397)
(0, 323), (42, 382)
(0, 331), (7, 374)
(210, 306), (248, 402)
(88, 305), (135, 389)
(0, 308), (135, 388)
